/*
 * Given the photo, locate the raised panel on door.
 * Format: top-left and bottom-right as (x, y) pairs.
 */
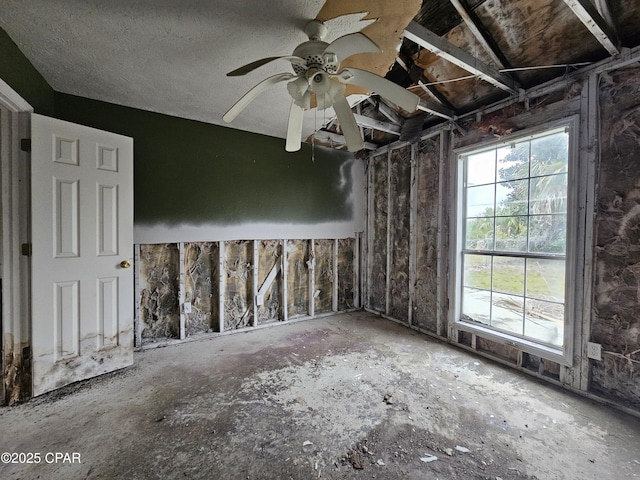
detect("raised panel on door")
(31, 113), (133, 396)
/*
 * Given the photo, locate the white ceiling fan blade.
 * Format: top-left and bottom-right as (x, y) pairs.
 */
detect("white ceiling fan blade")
(332, 95), (364, 152)
(337, 68), (420, 113)
(323, 33), (381, 62)
(286, 101), (305, 152)
(227, 56), (306, 76)
(223, 73), (294, 123)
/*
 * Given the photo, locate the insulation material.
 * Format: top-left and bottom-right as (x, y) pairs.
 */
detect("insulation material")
(139, 244), (180, 341)
(184, 242), (219, 335)
(257, 240), (281, 324)
(338, 238), (355, 310)
(591, 66), (640, 406)
(476, 337), (519, 365)
(286, 240), (309, 318)
(314, 239), (334, 314)
(224, 241), (254, 330)
(413, 137), (441, 333)
(370, 154), (388, 311)
(388, 146), (411, 322)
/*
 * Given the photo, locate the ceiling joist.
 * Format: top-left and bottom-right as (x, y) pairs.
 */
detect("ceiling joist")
(403, 21), (519, 94)
(366, 98), (404, 126)
(416, 99), (455, 120)
(353, 114), (401, 136)
(312, 130), (378, 151)
(448, 0), (510, 70)
(562, 0), (619, 55)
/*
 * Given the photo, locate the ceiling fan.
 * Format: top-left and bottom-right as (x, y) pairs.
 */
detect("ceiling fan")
(222, 20), (420, 152)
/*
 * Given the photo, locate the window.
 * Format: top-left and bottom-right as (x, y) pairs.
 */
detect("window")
(456, 125), (575, 358)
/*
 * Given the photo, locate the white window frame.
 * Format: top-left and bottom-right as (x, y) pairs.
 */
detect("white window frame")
(451, 116), (580, 365)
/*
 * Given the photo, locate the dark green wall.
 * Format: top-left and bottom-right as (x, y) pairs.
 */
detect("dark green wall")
(0, 27), (54, 115)
(55, 93), (355, 226)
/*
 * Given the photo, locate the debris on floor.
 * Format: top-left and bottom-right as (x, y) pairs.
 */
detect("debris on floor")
(455, 445), (471, 453)
(420, 455), (438, 463)
(383, 393), (394, 404)
(348, 449), (364, 469)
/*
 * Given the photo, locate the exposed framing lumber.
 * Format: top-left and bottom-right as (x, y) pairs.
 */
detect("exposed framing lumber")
(309, 240), (315, 317)
(253, 240), (259, 327)
(134, 244), (142, 348)
(367, 97), (403, 125)
(353, 113), (401, 135)
(178, 242), (186, 339)
(385, 150), (392, 316)
(403, 21), (519, 94)
(408, 144), (417, 327)
(416, 98), (455, 120)
(563, 0), (619, 55)
(354, 232), (361, 309)
(312, 130), (378, 150)
(449, 0), (511, 70)
(218, 241), (225, 332)
(332, 239), (339, 312)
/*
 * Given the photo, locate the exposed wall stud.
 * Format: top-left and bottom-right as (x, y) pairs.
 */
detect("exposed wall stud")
(366, 158), (375, 309)
(385, 150), (392, 315)
(309, 239), (315, 317)
(253, 240), (259, 326)
(333, 238), (339, 312)
(437, 130), (448, 337)
(134, 244), (142, 348)
(218, 241), (225, 333)
(178, 242), (186, 340)
(282, 240), (289, 321)
(408, 144), (418, 326)
(354, 231), (361, 309)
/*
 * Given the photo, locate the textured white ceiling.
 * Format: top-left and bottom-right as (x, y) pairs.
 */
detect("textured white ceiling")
(0, 0), (375, 141)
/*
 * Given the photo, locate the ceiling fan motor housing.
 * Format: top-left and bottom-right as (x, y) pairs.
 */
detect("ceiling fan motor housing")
(292, 40), (340, 75)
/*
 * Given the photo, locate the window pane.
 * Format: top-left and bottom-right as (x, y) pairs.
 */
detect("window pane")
(526, 258), (565, 302)
(465, 219), (494, 250)
(491, 292), (524, 335)
(493, 257), (524, 295)
(531, 132), (568, 176)
(467, 150), (496, 186)
(524, 298), (564, 347)
(528, 214), (566, 254)
(466, 184), (495, 217)
(497, 142), (530, 181)
(463, 254), (492, 289)
(495, 216), (527, 252)
(462, 287), (491, 325)
(497, 179), (528, 215)
(530, 174), (567, 214)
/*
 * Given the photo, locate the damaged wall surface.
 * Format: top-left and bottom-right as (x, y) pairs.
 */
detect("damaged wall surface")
(592, 66), (640, 407)
(137, 237), (358, 347)
(365, 54), (640, 414)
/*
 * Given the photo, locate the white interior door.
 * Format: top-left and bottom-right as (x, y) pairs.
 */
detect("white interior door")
(31, 113), (134, 396)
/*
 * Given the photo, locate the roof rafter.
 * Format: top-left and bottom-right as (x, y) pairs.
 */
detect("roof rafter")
(353, 114), (401, 136)
(403, 20), (519, 94)
(448, 0), (511, 70)
(562, 0), (619, 55)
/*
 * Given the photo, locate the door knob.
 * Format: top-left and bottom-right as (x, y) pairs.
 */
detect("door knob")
(120, 260), (132, 269)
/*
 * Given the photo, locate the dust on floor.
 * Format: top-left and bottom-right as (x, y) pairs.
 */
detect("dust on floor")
(1, 312), (639, 479)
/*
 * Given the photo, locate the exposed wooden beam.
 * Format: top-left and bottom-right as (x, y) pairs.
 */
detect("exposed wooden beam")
(353, 113), (401, 135)
(403, 21), (519, 94)
(448, 0), (511, 70)
(416, 98), (455, 120)
(311, 130), (378, 150)
(563, 0), (619, 55)
(367, 97), (403, 126)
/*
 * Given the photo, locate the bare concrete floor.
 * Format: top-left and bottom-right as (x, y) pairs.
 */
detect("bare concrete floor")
(1, 312), (639, 480)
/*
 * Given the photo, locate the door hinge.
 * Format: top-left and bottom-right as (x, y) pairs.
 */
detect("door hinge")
(21, 243), (32, 256)
(20, 138), (31, 152)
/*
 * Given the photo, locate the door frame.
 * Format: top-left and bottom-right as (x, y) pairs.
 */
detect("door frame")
(0, 78), (33, 405)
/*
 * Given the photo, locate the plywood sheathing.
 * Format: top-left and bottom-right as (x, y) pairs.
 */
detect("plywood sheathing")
(224, 241), (253, 330)
(388, 146), (412, 321)
(592, 66), (640, 406)
(315, 0), (421, 97)
(286, 240), (309, 318)
(413, 137), (441, 333)
(257, 240), (281, 324)
(314, 239), (334, 313)
(139, 244), (180, 340)
(337, 238), (355, 310)
(184, 242), (219, 334)
(370, 154), (388, 311)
